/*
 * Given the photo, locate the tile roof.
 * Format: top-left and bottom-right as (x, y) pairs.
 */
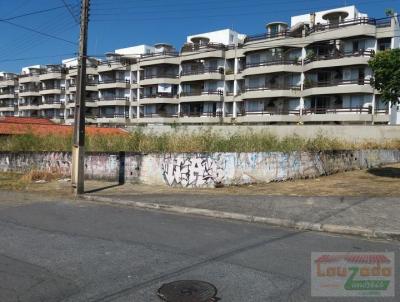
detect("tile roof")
(0, 117), (127, 136)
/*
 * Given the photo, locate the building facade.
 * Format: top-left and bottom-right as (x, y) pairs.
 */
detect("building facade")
(0, 6), (399, 125)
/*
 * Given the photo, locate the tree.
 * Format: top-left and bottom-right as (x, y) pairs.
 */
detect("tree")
(369, 48), (400, 104)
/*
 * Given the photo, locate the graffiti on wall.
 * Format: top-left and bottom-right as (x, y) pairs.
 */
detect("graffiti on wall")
(162, 154), (224, 187)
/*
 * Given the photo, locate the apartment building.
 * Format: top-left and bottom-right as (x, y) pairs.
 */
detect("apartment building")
(63, 58), (99, 125)
(0, 72), (18, 117)
(2, 5), (399, 125)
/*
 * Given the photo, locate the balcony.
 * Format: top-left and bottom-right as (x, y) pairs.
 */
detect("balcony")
(68, 81), (98, 92)
(0, 91), (17, 99)
(305, 17), (377, 41)
(301, 106), (389, 123)
(0, 103), (15, 112)
(180, 90), (223, 102)
(236, 108), (301, 123)
(245, 30), (292, 43)
(19, 87), (41, 97)
(66, 97), (98, 108)
(303, 49), (374, 71)
(98, 58), (135, 72)
(140, 51), (180, 66)
(18, 73), (41, 83)
(98, 78), (130, 89)
(302, 79), (373, 96)
(0, 79), (17, 88)
(96, 113), (129, 124)
(39, 85), (64, 95)
(18, 103), (39, 110)
(140, 93), (179, 104)
(180, 68), (224, 82)
(97, 96), (129, 106)
(39, 69), (66, 81)
(140, 73), (179, 85)
(39, 100), (63, 109)
(181, 43), (226, 61)
(242, 84), (301, 99)
(242, 59), (302, 76)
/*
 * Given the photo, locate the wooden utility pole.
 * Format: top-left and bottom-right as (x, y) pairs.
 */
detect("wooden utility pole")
(71, 0), (89, 195)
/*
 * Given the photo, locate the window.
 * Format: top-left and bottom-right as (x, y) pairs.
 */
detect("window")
(378, 38), (391, 51)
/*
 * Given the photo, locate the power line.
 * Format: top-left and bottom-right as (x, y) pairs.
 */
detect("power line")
(0, 53), (77, 63)
(0, 19), (77, 45)
(0, 5), (68, 21)
(61, 0), (80, 24)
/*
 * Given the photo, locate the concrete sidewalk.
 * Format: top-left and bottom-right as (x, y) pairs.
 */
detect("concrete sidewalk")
(84, 191), (400, 241)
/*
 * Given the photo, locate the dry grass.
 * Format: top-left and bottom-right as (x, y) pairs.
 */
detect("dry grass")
(1, 130), (399, 153)
(20, 170), (62, 183)
(0, 170), (63, 191)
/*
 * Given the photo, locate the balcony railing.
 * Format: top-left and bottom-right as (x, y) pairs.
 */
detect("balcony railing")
(245, 84), (301, 91)
(180, 90), (224, 96)
(181, 42), (226, 53)
(41, 68), (66, 75)
(302, 106), (372, 115)
(307, 17), (376, 34)
(98, 96), (129, 101)
(141, 51), (179, 58)
(41, 100), (62, 105)
(140, 93), (177, 99)
(245, 30), (290, 43)
(180, 111), (222, 117)
(181, 68), (224, 76)
(245, 58), (301, 69)
(375, 17), (392, 28)
(242, 108), (301, 115)
(304, 49), (374, 63)
(98, 79), (130, 84)
(19, 87), (40, 93)
(39, 85), (64, 91)
(99, 58), (136, 66)
(0, 91), (16, 95)
(19, 72), (42, 78)
(98, 113), (129, 118)
(69, 81), (98, 87)
(303, 79), (372, 89)
(142, 74), (179, 79)
(0, 104), (15, 108)
(143, 112), (179, 118)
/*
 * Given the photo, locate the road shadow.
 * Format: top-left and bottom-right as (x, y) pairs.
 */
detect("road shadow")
(85, 152), (126, 194)
(367, 167), (400, 178)
(85, 183), (122, 194)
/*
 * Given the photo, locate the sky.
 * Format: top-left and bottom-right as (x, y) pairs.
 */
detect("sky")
(0, 0), (399, 72)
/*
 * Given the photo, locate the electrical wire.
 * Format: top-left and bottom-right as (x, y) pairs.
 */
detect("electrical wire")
(60, 0), (80, 24)
(0, 19), (77, 45)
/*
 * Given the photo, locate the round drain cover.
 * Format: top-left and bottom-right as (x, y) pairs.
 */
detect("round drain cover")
(157, 280), (218, 302)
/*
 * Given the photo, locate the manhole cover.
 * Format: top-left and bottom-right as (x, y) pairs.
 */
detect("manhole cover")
(157, 280), (218, 302)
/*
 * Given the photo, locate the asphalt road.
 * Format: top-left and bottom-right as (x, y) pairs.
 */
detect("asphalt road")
(0, 192), (399, 302)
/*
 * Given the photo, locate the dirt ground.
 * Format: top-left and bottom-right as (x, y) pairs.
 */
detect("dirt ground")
(1, 163), (400, 197)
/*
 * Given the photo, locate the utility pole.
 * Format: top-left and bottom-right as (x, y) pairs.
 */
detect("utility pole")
(71, 0), (89, 195)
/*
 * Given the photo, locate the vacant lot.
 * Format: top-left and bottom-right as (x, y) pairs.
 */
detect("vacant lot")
(1, 163), (400, 197)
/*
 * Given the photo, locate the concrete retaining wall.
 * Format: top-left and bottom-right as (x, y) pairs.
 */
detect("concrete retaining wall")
(127, 125), (400, 143)
(0, 150), (399, 187)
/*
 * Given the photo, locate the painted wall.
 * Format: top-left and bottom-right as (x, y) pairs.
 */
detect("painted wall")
(0, 150), (399, 188)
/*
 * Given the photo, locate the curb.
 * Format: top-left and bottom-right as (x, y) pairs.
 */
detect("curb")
(82, 195), (400, 241)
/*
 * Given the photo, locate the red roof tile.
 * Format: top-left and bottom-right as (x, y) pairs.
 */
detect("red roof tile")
(0, 116), (55, 125)
(0, 117), (127, 136)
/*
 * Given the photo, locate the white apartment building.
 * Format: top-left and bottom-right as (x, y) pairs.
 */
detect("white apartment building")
(0, 72), (18, 117)
(2, 5), (399, 125)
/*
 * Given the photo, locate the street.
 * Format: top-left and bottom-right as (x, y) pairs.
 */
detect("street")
(0, 192), (399, 302)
